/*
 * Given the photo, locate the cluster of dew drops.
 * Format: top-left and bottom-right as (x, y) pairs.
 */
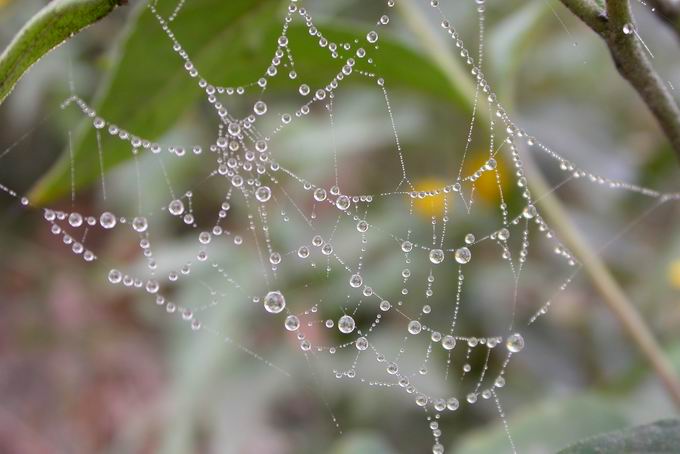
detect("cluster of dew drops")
(1, 0), (671, 453)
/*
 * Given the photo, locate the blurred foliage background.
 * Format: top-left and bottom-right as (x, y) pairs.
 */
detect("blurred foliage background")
(1, 0), (680, 453)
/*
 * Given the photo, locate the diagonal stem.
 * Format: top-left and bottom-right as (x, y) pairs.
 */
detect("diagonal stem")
(398, 0), (680, 409)
(560, 0), (680, 161)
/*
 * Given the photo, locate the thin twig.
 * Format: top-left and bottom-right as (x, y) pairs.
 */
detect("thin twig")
(398, 0), (680, 409)
(560, 0), (680, 160)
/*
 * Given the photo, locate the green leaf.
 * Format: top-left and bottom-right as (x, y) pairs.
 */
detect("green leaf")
(28, 0), (472, 204)
(488, 0), (549, 103)
(558, 419), (680, 453)
(0, 0), (123, 105)
(454, 394), (629, 454)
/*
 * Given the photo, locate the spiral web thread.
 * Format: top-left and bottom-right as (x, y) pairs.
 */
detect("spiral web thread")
(1, 0), (678, 452)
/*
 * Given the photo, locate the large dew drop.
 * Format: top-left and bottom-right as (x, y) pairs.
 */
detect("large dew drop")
(313, 188), (327, 201)
(366, 30), (379, 43)
(255, 186), (272, 202)
(429, 248), (444, 264)
(355, 336), (368, 350)
(454, 247), (471, 264)
(285, 315), (300, 331)
(442, 335), (456, 350)
(169, 199), (185, 216)
(68, 212), (83, 227)
(338, 315), (356, 334)
(335, 195), (351, 211)
(506, 333), (525, 353)
(132, 216), (148, 232)
(108, 269), (122, 284)
(100, 212), (117, 229)
(407, 320), (422, 335)
(253, 100), (267, 115)
(263, 290), (286, 314)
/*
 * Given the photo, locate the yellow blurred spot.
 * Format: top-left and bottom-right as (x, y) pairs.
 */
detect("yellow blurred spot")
(463, 150), (509, 204)
(668, 260), (680, 289)
(412, 178), (450, 218)
(0, 0), (12, 8)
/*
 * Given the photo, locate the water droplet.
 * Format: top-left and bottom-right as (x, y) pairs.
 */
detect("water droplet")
(132, 216), (148, 232)
(335, 195), (351, 210)
(408, 320), (422, 335)
(454, 247), (471, 264)
(349, 274), (363, 288)
(99, 212), (117, 229)
(313, 187), (327, 201)
(254, 100), (267, 115)
(366, 30), (379, 43)
(442, 335), (456, 350)
(338, 315), (356, 334)
(264, 290), (286, 313)
(269, 252), (282, 265)
(255, 186), (272, 202)
(285, 315), (300, 331)
(169, 199), (185, 216)
(145, 280), (159, 293)
(356, 336), (368, 350)
(497, 228), (510, 241)
(506, 333), (525, 352)
(299, 84), (310, 96)
(108, 269), (122, 284)
(68, 212), (83, 227)
(446, 397), (459, 411)
(429, 248), (444, 264)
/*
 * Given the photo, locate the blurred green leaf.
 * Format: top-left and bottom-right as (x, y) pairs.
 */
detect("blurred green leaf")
(0, 0), (122, 105)
(29, 0), (471, 204)
(488, 0), (548, 102)
(558, 419), (680, 454)
(454, 394), (629, 454)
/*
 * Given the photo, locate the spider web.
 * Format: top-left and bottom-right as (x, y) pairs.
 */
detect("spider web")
(1, 0), (678, 452)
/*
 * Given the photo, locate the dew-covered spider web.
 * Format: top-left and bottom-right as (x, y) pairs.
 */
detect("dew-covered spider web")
(1, 0), (679, 452)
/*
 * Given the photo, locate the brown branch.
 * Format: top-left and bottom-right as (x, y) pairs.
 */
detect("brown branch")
(560, 0), (680, 160)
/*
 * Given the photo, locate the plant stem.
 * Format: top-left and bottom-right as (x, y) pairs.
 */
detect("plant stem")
(398, 0), (680, 409)
(560, 0), (680, 161)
